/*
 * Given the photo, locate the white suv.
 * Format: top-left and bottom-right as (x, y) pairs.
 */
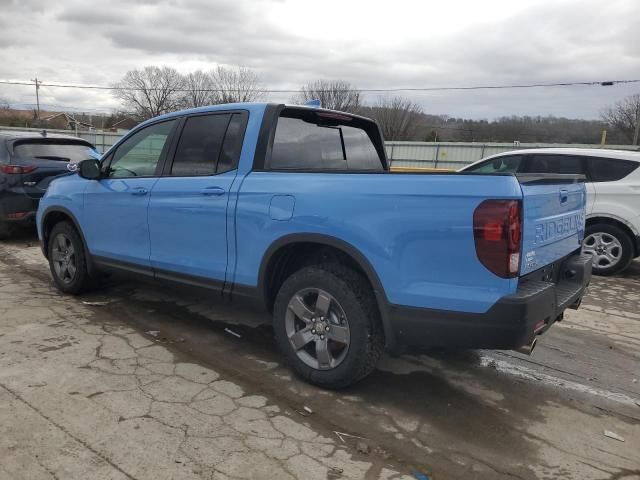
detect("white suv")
(462, 148), (640, 275)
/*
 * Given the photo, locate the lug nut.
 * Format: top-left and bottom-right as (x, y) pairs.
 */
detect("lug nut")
(320, 335), (325, 340)
(311, 329), (316, 334)
(325, 326), (330, 331)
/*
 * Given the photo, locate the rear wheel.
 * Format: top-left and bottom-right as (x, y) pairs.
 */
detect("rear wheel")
(582, 223), (633, 276)
(273, 264), (384, 389)
(48, 221), (93, 294)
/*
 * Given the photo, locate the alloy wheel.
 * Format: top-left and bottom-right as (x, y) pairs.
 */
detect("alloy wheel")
(51, 233), (77, 284)
(582, 232), (622, 269)
(285, 288), (350, 370)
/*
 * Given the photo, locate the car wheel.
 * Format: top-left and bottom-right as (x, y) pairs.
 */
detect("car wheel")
(273, 264), (384, 389)
(48, 221), (93, 294)
(0, 222), (9, 240)
(582, 223), (634, 276)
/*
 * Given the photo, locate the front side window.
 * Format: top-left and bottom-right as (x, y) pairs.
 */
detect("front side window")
(171, 114), (231, 176)
(270, 111), (384, 171)
(525, 154), (585, 175)
(466, 155), (522, 173)
(108, 120), (176, 178)
(587, 157), (639, 182)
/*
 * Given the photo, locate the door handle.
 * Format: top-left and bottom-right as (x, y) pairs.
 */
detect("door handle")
(131, 187), (148, 196)
(200, 187), (226, 196)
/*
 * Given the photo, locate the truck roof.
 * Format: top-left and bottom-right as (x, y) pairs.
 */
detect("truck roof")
(138, 102), (377, 130)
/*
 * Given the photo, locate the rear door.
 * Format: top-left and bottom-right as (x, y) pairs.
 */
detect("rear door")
(148, 112), (247, 284)
(83, 119), (177, 267)
(585, 156), (640, 214)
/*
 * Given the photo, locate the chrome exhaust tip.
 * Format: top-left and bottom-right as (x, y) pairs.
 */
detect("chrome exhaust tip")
(514, 337), (537, 355)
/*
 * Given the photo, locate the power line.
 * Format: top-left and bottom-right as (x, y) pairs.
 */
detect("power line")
(0, 78), (638, 93)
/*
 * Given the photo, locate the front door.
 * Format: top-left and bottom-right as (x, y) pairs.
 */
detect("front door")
(83, 119), (178, 267)
(148, 112), (247, 284)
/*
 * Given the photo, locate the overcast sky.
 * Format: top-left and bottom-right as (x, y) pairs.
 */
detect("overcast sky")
(0, 0), (638, 119)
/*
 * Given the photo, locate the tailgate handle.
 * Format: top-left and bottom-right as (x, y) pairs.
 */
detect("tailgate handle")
(559, 188), (569, 204)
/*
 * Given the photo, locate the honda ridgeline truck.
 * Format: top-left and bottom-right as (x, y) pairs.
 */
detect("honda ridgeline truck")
(36, 103), (592, 388)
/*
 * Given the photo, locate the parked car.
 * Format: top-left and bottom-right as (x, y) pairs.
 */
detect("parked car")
(0, 131), (98, 239)
(461, 148), (640, 275)
(36, 104), (591, 388)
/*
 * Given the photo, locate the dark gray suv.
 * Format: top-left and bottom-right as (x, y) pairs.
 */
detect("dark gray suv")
(0, 131), (98, 239)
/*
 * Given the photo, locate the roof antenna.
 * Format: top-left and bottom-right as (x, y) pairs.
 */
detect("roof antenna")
(41, 129), (47, 137)
(304, 99), (321, 108)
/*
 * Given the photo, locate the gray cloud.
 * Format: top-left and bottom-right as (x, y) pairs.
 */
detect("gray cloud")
(0, 0), (638, 118)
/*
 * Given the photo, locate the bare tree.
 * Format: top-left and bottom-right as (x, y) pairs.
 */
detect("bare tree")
(209, 66), (263, 104)
(601, 93), (640, 144)
(294, 80), (361, 112)
(0, 97), (10, 110)
(181, 70), (215, 108)
(366, 96), (423, 141)
(112, 66), (186, 120)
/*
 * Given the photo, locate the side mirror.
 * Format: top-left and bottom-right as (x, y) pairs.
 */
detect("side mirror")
(78, 159), (101, 180)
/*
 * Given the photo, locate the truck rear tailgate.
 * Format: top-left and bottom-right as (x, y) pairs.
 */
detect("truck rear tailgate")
(518, 174), (586, 275)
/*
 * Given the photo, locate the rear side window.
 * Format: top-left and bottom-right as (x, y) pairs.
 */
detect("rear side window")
(217, 114), (247, 173)
(466, 155), (523, 173)
(270, 112), (384, 171)
(586, 157), (639, 182)
(525, 154), (585, 175)
(171, 114), (231, 176)
(13, 141), (96, 162)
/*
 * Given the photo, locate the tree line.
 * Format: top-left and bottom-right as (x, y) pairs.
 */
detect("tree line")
(112, 66), (640, 145)
(2, 65), (637, 145)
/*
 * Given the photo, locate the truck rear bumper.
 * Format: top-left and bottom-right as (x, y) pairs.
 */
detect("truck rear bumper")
(387, 252), (592, 351)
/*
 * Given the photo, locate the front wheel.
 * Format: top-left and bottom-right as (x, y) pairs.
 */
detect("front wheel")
(582, 223), (634, 276)
(273, 264), (384, 389)
(48, 221), (93, 294)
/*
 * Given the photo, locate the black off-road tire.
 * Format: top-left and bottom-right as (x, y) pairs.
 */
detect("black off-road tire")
(48, 221), (93, 294)
(273, 263), (385, 389)
(583, 223), (634, 276)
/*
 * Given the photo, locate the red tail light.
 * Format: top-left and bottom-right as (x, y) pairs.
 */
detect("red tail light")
(0, 165), (36, 174)
(473, 200), (522, 278)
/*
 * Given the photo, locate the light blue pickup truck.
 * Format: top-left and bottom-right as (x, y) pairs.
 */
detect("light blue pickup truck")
(37, 103), (591, 388)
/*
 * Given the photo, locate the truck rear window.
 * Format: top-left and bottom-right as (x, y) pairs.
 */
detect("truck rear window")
(270, 109), (384, 171)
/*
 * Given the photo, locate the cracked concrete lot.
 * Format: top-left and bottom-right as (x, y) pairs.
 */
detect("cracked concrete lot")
(1, 231), (640, 480)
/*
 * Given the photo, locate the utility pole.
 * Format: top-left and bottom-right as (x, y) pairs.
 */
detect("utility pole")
(31, 77), (41, 119)
(633, 108), (640, 146)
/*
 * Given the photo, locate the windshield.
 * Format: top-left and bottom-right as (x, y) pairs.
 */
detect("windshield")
(13, 141), (98, 163)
